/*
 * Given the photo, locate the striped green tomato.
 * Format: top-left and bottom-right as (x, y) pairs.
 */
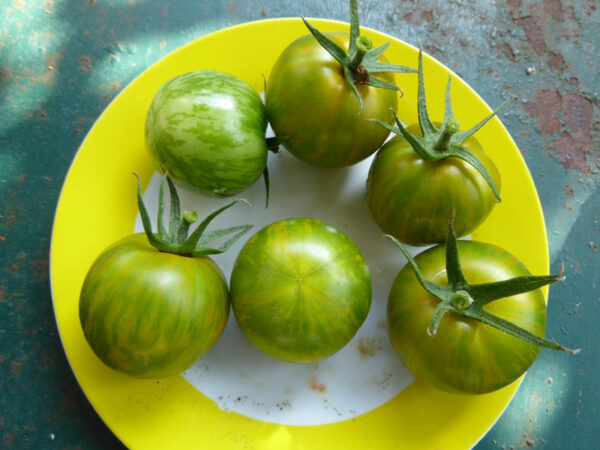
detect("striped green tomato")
(79, 233), (229, 379)
(367, 125), (501, 246)
(230, 218), (372, 363)
(265, 32), (398, 168)
(145, 70), (267, 197)
(387, 240), (546, 394)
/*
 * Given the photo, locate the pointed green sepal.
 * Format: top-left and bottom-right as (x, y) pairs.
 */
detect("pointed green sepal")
(191, 224), (253, 257)
(301, 17), (349, 67)
(442, 76), (454, 125)
(190, 247), (225, 256)
(157, 175), (168, 240)
(447, 146), (501, 201)
(343, 65), (364, 112)
(464, 306), (579, 354)
(428, 302), (452, 337)
(302, 0), (414, 113)
(384, 234), (450, 302)
(373, 47), (504, 201)
(133, 173), (252, 257)
(178, 199), (248, 255)
(366, 76), (402, 91)
(469, 273), (565, 307)
(165, 175), (181, 241)
(387, 217), (580, 354)
(368, 116), (432, 160)
(134, 173), (178, 253)
(196, 225), (253, 248)
(363, 42), (389, 62)
(451, 98), (510, 146)
(416, 48), (437, 136)
(363, 61), (417, 74)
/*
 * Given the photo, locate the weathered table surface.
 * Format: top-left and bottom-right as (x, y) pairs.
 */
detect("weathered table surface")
(1, 0), (597, 448)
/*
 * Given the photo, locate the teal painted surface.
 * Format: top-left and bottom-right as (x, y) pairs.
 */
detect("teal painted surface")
(0, 0), (597, 448)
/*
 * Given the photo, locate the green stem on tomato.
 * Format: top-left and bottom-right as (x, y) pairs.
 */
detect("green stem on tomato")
(371, 47), (502, 200)
(348, 36), (373, 73)
(301, 0), (415, 112)
(134, 173), (253, 257)
(433, 119), (460, 152)
(385, 218), (580, 354)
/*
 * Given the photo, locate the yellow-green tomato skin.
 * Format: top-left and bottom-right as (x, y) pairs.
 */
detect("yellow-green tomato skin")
(79, 233), (230, 379)
(367, 124), (501, 246)
(265, 32), (398, 168)
(230, 218), (372, 363)
(387, 240), (546, 395)
(145, 70), (268, 197)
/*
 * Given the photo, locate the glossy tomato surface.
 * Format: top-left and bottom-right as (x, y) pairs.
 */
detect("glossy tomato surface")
(367, 124), (501, 246)
(145, 70), (267, 197)
(79, 233), (229, 379)
(230, 218), (372, 363)
(265, 32), (398, 168)
(387, 240), (546, 394)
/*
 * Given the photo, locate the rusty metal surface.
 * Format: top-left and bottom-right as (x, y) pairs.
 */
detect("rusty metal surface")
(0, 0), (597, 448)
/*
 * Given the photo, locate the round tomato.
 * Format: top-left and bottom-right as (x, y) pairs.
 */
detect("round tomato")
(367, 124), (501, 246)
(264, 2), (416, 168)
(387, 237), (556, 394)
(145, 70), (268, 197)
(79, 174), (252, 379)
(79, 233), (229, 379)
(367, 49), (504, 246)
(230, 218), (372, 363)
(265, 32), (397, 168)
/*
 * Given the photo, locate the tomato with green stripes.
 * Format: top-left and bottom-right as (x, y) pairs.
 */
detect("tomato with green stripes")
(367, 124), (501, 246)
(79, 234), (229, 379)
(387, 239), (548, 394)
(264, 0), (415, 168)
(145, 70), (268, 197)
(230, 218), (372, 363)
(367, 48), (505, 246)
(79, 175), (252, 379)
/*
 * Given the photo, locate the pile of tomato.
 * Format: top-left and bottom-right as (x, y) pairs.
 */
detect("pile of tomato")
(79, 0), (577, 396)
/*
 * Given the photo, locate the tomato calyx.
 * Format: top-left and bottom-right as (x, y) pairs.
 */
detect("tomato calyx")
(301, 0), (416, 112)
(385, 219), (580, 354)
(135, 173), (252, 257)
(371, 48), (507, 202)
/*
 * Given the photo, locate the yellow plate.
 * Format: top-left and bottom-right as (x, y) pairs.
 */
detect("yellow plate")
(51, 18), (548, 449)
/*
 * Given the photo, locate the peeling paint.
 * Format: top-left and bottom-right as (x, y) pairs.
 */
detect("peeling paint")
(514, 15), (547, 55)
(548, 51), (565, 68)
(563, 93), (594, 143)
(524, 89), (562, 135)
(502, 42), (516, 61)
(553, 131), (590, 170)
(543, 0), (565, 22)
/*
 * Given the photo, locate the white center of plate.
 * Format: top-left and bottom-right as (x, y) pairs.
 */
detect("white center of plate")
(135, 130), (419, 425)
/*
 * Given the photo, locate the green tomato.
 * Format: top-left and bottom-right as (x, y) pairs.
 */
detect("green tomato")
(79, 233), (229, 379)
(145, 70), (268, 197)
(265, 32), (397, 168)
(387, 240), (546, 394)
(366, 124), (501, 246)
(230, 218), (372, 363)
